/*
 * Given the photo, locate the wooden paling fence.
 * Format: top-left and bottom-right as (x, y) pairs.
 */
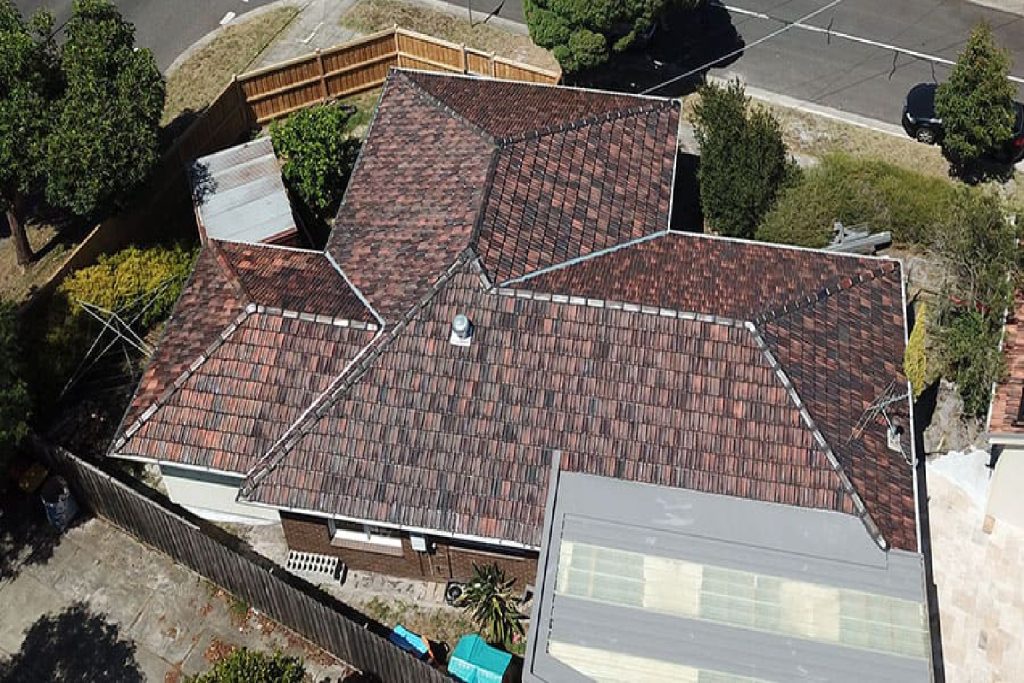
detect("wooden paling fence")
(33, 441), (450, 682)
(27, 27), (559, 307)
(238, 26), (560, 124)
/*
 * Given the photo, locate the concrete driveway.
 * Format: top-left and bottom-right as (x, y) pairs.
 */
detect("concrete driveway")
(0, 499), (352, 681)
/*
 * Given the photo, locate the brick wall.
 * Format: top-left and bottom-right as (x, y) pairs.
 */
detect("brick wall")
(280, 512), (538, 588)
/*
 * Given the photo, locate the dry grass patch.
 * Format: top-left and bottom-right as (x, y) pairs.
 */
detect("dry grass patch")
(0, 223), (74, 303)
(162, 6), (299, 126)
(359, 596), (476, 649)
(342, 0), (558, 71)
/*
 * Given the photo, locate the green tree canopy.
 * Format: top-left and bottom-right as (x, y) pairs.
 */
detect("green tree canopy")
(270, 104), (360, 219)
(935, 22), (1016, 169)
(693, 80), (797, 239)
(0, 2), (58, 266)
(525, 0), (702, 74)
(0, 0), (164, 267)
(0, 301), (31, 462)
(187, 648), (305, 683)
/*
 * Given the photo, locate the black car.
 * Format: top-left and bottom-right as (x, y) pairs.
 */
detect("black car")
(902, 83), (1024, 163)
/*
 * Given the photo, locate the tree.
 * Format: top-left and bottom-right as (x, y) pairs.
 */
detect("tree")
(187, 648), (305, 683)
(935, 22), (1016, 169)
(525, 0), (702, 74)
(0, 3), (58, 268)
(456, 563), (525, 647)
(0, 301), (31, 465)
(44, 0), (165, 216)
(0, 0), (164, 267)
(270, 104), (361, 220)
(693, 80), (797, 239)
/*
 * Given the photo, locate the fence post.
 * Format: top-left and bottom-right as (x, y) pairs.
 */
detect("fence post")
(393, 24), (401, 68)
(490, 51), (497, 77)
(315, 49), (329, 102)
(232, 74), (253, 131)
(461, 43), (468, 73)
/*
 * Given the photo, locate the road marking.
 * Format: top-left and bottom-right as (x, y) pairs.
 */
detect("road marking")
(722, 2), (1024, 84)
(300, 21), (324, 44)
(219, 11), (236, 25)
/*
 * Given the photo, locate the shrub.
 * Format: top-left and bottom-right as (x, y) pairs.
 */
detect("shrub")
(186, 648), (305, 683)
(524, 0), (703, 74)
(935, 22), (1016, 170)
(756, 153), (956, 247)
(270, 104), (361, 219)
(58, 244), (196, 328)
(935, 309), (1006, 419)
(693, 80), (797, 239)
(0, 301), (31, 464)
(456, 564), (525, 648)
(904, 303), (929, 399)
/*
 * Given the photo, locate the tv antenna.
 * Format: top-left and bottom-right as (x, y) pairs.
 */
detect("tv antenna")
(849, 379), (912, 465)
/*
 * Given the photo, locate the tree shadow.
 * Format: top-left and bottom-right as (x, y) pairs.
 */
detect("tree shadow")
(0, 601), (143, 683)
(671, 151), (703, 232)
(572, 4), (745, 96)
(0, 474), (89, 582)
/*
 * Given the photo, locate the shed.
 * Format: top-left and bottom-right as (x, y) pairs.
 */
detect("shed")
(189, 137), (300, 246)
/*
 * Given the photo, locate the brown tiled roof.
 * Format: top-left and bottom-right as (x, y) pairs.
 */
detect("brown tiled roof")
(119, 72), (916, 554)
(219, 242), (375, 323)
(327, 70), (679, 320)
(122, 247), (248, 427)
(758, 263), (916, 551)
(518, 232), (878, 319)
(243, 263), (856, 545)
(989, 291), (1024, 436)
(114, 240), (377, 472)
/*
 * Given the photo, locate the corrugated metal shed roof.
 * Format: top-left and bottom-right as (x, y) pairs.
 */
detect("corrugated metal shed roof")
(190, 137), (297, 245)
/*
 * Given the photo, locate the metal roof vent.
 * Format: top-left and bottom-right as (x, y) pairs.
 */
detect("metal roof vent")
(450, 313), (473, 347)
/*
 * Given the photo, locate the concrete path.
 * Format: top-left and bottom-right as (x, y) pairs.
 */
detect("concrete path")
(253, 0), (362, 70)
(0, 512), (352, 682)
(927, 455), (1024, 682)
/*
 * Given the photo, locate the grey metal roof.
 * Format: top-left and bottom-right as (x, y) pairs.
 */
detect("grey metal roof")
(524, 459), (934, 683)
(190, 137), (297, 245)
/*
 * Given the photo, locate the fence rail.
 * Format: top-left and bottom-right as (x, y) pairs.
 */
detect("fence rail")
(32, 440), (450, 682)
(24, 27), (559, 310)
(238, 27), (560, 124)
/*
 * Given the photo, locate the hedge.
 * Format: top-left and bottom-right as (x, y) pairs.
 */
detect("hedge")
(756, 153), (956, 247)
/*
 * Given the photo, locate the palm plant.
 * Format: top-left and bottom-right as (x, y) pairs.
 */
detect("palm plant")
(456, 563), (525, 647)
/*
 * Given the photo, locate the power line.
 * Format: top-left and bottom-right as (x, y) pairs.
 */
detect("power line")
(641, 0), (845, 95)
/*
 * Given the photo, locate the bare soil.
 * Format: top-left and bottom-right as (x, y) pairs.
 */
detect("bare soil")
(0, 221), (76, 304)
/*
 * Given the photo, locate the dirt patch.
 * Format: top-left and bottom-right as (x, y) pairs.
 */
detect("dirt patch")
(203, 636), (238, 664)
(163, 6), (300, 126)
(0, 222), (76, 304)
(357, 596), (476, 651)
(341, 0), (558, 71)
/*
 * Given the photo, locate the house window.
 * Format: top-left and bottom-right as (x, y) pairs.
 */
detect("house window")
(328, 519), (404, 555)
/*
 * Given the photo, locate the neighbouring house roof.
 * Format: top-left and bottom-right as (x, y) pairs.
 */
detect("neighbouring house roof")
(989, 292), (1024, 439)
(114, 70), (916, 556)
(524, 468), (932, 682)
(190, 137), (298, 245)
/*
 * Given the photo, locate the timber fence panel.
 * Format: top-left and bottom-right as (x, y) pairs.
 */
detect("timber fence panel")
(32, 442), (451, 682)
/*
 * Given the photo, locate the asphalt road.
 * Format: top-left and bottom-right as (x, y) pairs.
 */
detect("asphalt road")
(464, 0), (1024, 125)
(13, 0), (276, 71)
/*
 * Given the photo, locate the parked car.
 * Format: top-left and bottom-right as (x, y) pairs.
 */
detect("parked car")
(902, 82), (1024, 162)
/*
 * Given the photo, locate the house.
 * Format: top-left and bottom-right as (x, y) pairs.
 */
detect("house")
(112, 69), (933, 679)
(986, 292), (1024, 529)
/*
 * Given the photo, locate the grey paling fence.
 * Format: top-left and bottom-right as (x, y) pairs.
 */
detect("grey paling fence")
(32, 441), (449, 683)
